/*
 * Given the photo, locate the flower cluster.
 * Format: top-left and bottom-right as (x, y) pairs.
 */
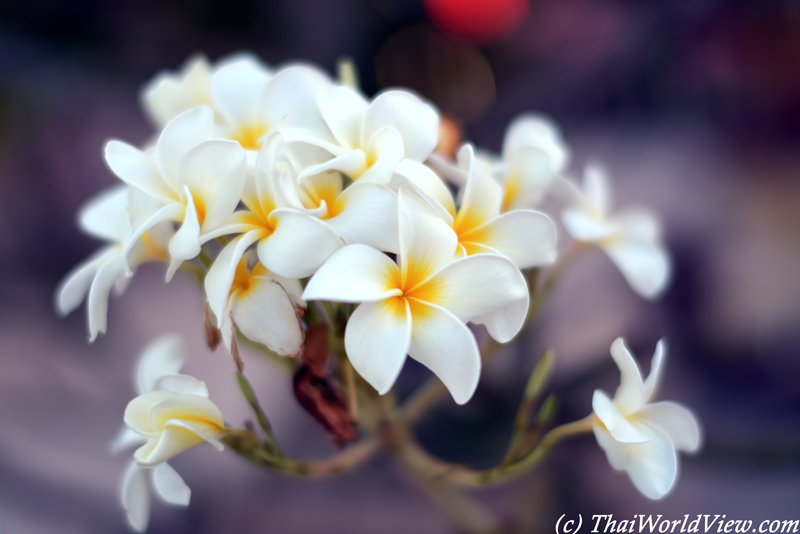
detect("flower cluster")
(56, 52), (698, 531)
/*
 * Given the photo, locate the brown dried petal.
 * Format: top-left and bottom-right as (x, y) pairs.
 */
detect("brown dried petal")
(293, 365), (358, 445)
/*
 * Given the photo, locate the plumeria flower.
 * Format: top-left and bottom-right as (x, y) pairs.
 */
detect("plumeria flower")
(205, 250), (306, 360)
(104, 105), (247, 280)
(110, 335), (201, 532)
(55, 186), (172, 341)
(141, 54), (215, 129)
(430, 113), (569, 211)
(201, 132), (345, 288)
(592, 338), (702, 500)
(559, 165), (671, 299)
(303, 190), (529, 404)
(282, 86), (440, 189)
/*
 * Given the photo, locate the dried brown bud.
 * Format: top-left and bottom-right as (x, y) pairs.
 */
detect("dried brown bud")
(203, 303), (222, 351)
(301, 324), (330, 378)
(228, 317), (245, 373)
(293, 365), (358, 445)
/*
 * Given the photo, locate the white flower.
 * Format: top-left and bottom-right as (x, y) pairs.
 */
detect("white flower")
(104, 105), (248, 280)
(110, 335), (201, 532)
(560, 164), (671, 299)
(303, 190), (529, 404)
(205, 250), (306, 358)
(282, 86), (440, 187)
(430, 113), (569, 211)
(55, 186), (172, 341)
(592, 338), (702, 500)
(141, 54), (215, 129)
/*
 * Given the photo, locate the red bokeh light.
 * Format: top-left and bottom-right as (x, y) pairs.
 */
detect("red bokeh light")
(424, 0), (530, 45)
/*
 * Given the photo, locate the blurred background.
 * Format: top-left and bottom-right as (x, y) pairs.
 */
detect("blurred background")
(1, 0), (799, 532)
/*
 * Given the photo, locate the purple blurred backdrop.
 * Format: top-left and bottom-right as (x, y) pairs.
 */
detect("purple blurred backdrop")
(1, 0), (799, 532)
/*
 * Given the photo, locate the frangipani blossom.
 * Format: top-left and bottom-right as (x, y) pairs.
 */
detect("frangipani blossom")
(141, 54), (215, 129)
(202, 132), (344, 288)
(560, 165), (671, 299)
(283, 86), (440, 188)
(111, 335), (200, 532)
(206, 250), (306, 359)
(592, 338), (701, 500)
(55, 186), (172, 341)
(303, 190), (529, 404)
(104, 105), (247, 280)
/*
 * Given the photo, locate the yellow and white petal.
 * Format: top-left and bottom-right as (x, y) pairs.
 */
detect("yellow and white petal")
(390, 159), (456, 222)
(262, 65), (332, 130)
(87, 255), (125, 342)
(123, 202), (184, 274)
(205, 230), (264, 328)
(327, 182), (399, 252)
(344, 297), (412, 395)
(78, 185), (128, 242)
(134, 420), (223, 467)
(147, 394), (225, 431)
(453, 144), (503, 233)
(612, 424), (678, 500)
(609, 338), (647, 414)
(643, 339), (666, 403)
(417, 253), (528, 325)
(318, 85), (369, 150)
(602, 238), (671, 300)
(141, 54), (212, 128)
(361, 90), (439, 162)
(155, 105), (214, 190)
(592, 390), (652, 444)
(153, 375), (210, 398)
(210, 55), (271, 128)
(582, 164), (612, 218)
(175, 139), (247, 232)
(150, 462), (191, 506)
(470, 294), (529, 344)
(259, 209), (344, 279)
(166, 188), (202, 282)
(135, 334), (187, 394)
(120, 460), (150, 532)
(503, 146), (554, 210)
(359, 126), (405, 184)
(124, 390), (177, 437)
(502, 114), (569, 174)
(104, 141), (175, 202)
(397, 190), (458, 290)
(636, 402), (701, 454)
(55, 246), (116, 316)
(407, 300), (481, 405)
(296, 149), (367, 184)
(230, 276), (304, 357)
(462, 210), (557, 268)
(303, 244), (402, 303)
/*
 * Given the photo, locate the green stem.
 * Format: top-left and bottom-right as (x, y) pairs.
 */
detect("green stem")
(236, 372), (282, 455)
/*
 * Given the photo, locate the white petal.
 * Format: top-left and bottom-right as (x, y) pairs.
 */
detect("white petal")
(87, 255), (125, 342)
(470, 293), (529, 344)
(279, 107), (346, 157)
(621, 424), (678, 500)
(603, 238), (671, 300)
(135, 420), (223, 467)
(166, 188), (202, 281)
(418, 253), (528, 326)
(561, 208), (615, 242)
(104, 141), (174, 201)
(55, 247), (115, 316)
(204, 230), (263, 328)
(175, 139), (247, 231)
(637, 402), (702, 453)
(109, 426), (147, 455)
(151, 462), (191, 506)
(318, 85), (368, 150)
(643, 338), (666, 402)
(582, 164), (611, 217)
(398, 190), (458, 289)
(153, 374), (210, 397)
(390, 159), (455, 222)
(592, 390), (652, 444)
(120, 460), (150, 532)
(616, 208), (662, 242)
(502, 146), (554, 209)
(211, 56), (271, 127)
(359, 126), (404, 184)
(454, 144), (502, 230)
(609, 338), (646, 414)
(156, 105), (214, 190)
(231, 277), (304, 357)
(502, 114), (569, 174)
(125, 391), (175, 437)
(303, 244), (402, 302)
(407, 300), (480, 405)
(464, 210), (557, 268)
(361, 90), (439, 162)
(123, 202), (183, 274)
(593, 422), (629, 472)
(344, 297), (411, 395)
(262, 65), (332, 129)
(78, 185), (128, 242)
(260, 209), (344, 278)
(426, 151), (467, 187)
(141, 54), (212, 128)
(136, 334), (187, 394)
(296, 149), (367, 183)
(327, 182), (399, 252)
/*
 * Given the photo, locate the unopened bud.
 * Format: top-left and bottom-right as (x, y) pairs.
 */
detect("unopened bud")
(203, 303), (222, 351)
